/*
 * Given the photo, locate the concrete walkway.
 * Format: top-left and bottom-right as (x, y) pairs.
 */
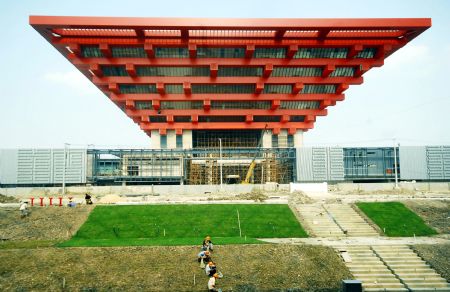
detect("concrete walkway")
(260, 236), (450, 246)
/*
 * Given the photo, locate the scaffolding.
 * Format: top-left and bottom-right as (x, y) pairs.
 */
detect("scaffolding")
(88, 148), (295, 185)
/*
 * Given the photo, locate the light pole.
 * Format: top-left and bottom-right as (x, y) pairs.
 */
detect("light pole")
(393, 139), (399, 189)
(62, 143), (70, 196)
(219, 138), (223, 190)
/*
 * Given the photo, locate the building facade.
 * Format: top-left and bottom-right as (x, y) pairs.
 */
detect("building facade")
(26, 17), (431, 184)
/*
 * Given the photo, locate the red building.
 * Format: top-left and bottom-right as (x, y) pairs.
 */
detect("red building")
(30, 16), (430, 150)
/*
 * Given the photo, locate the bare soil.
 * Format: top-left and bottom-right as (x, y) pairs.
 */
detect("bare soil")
(0, 194), (19, 203)
(413, 244), (450, 281)
(404, 200), (450, 234)
(0, 244), (350, 291)
(0, 205), (94, 241)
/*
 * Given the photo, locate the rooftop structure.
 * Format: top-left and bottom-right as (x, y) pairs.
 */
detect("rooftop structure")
(30, 16), (430, 150)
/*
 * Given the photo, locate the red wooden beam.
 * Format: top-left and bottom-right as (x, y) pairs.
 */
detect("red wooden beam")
(210, 63), (218, 78)
(245, 45), (255, 58)
(126, 63), (137, 77)
(144, 43), (155, 58)
(322, 64), (335, 77)
(99, 43), (112, 57)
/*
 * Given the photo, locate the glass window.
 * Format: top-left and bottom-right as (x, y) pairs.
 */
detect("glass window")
(174, 116), (192, 122)
(211, 101), (271, 109)
(198, 116), (246, 122)
(111, 46), (146, 58)
(263, 84), (292, 94)
(272, 135), (278, 148)
(280, 101), (320, 109)
(197, 47), (245, 58)
(101, 66), (128, 76)
(355, 48), (377, 58)
(253, 116), (281, 122)
(254, 48), (286, 58)
(161, 101), (203, 109)
(290, 116), (305, 122)
(155, 47), (189, 58)
(294, 48), (348, 58)
(287, 135), (294, 147)
(302, 84), (336, 94)
(136, 66), (210, 76)
(160, 135), (167, 149)
(330, 67), (355, 77)
(81, 45), (103, 57)
(176, 135), (183, 149)
(149, 116), (167, 123)
(192, 84), (255, 94)
(165, 84), (184, 94)
(119, 84), (157, 94)
(272, 67), (322, 77)
(135, 102), (153, 109)
(218, 67), (263, 77)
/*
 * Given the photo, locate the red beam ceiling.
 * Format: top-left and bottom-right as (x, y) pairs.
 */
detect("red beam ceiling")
(29, 16), (431, 137)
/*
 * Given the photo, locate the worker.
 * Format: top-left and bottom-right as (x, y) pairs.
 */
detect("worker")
(197, 250), (211, 264)
(19, 201), (29, 218)
(205, 261), (217, 277)
(207, 273), (220, 292)
(85, 193), (93, 205)
(202, 236), (214, 251)
(67, 198), (76, 207)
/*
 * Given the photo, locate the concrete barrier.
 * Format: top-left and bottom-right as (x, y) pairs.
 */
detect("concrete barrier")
(290, 182), (328, 194)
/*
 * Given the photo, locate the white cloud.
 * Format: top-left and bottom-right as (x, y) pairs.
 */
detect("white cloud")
(43, 70), (97, 94)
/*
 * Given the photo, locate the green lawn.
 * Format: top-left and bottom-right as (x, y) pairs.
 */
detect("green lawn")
(60, 204), (307, 247)
(356, 202), (437, 237)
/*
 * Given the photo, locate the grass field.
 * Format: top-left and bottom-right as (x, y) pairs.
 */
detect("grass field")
(61, 204), (307, 247)
(356, 202), (438, 237)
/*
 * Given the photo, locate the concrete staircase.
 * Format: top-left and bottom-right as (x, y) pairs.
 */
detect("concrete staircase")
(373, 245), (450, 291)
(335, 245), (407, 291)
(324, 204), (379, 237)
(295, 204), (344, 237)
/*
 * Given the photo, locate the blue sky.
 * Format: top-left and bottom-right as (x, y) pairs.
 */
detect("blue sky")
(0, 0), (449, 148)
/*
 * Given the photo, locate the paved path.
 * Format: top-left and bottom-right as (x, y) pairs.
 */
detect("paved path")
(260, 236), (450, 246)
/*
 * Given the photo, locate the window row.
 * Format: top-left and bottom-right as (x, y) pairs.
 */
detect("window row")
(145, 115), (307, 123)
(81, 45), (378, 59)
(119, 84), (337, 94)
(135, 100), (320, 110)
(101, 65), (356, 77)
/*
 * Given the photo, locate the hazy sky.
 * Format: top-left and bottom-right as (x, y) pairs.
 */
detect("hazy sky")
(0, 0), (449, 148)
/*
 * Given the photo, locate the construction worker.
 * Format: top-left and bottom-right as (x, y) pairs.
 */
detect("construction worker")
(207, 273), (220, 292)
(205, 261), (217, 277)
(19, 201), (29, 218)
(197, 250), (211, 264)
(202, 236), (214, 251)
(85, 193), (93, 205)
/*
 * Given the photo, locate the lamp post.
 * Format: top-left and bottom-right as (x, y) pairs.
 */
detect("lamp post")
(219, 138), (223, 190)
(62, 143), (70, 196)
(393, 139), (399, 189)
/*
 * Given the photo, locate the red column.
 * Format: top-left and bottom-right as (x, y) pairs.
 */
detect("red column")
(49, 197), (53, 206)
(30, 197), (35, 206)
(58, 197), (63, 207)
(39, 197), (44, 207)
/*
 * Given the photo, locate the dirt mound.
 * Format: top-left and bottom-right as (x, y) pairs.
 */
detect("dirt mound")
(0, 205), (93, 241)
(405, 200), (450, 234)
(0, 194), (19, 203)
(0, 244), (351, 291)
(289, 191), (315, 204)
(414, 244), (450, 281)
(98, 194), (123, 204)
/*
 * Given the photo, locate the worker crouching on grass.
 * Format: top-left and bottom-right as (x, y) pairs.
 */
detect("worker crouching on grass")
(198, 250), (211, 267)
(207, 273), (221, 292)
(202, 236), (214, 252)
(19, 201), (29, 218)
(205, 261), (217, 277)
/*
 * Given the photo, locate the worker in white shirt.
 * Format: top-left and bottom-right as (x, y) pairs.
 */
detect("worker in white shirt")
(207, 273), (220, 292)
(19, 201), (29, 218)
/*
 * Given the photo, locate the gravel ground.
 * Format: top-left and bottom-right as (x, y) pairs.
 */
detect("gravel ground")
(413, 244), (450, 281)
(404, 200), (450, 234)
(0, 244), (351, 291)
(0, 205), (93, 241)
